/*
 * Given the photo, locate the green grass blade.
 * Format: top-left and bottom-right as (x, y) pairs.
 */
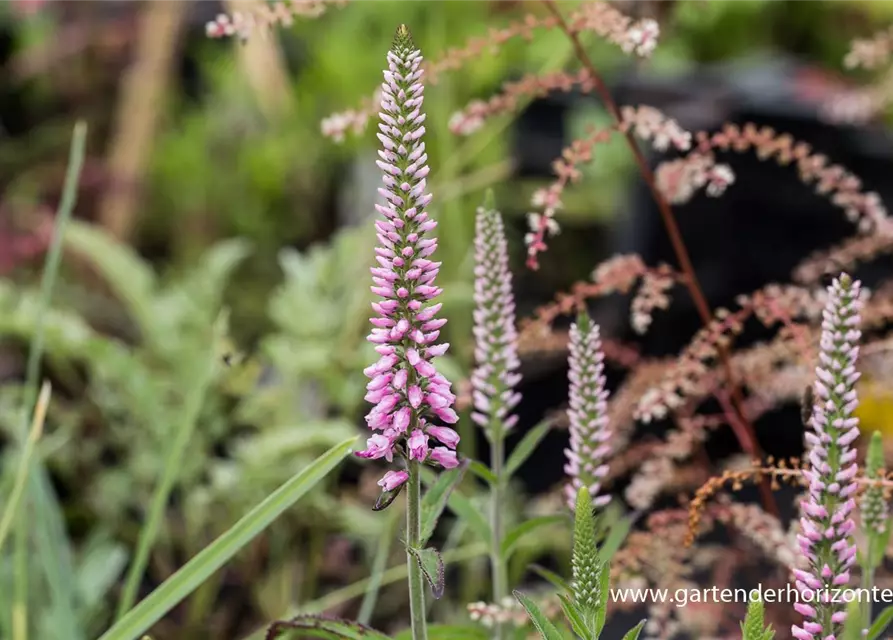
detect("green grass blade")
(19, 122), (87, 425)
(13, 121), (87, 640)
(0, 382), (50, 551)
(356, 506), (400, 625)
(98, 436), (358, 640)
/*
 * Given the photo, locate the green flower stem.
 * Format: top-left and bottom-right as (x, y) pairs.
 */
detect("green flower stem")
(862, 561), (875, 631)
(406, 460), (428, 640)
(490, 429), (508, 640)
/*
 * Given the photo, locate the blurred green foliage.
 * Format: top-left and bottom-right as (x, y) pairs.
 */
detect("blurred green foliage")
(2, 1), (893, 637)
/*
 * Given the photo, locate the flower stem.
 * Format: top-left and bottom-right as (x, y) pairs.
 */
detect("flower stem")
(489, 430), (508, 640)
(862, 562), (875, 630)
(406, 460), (428, 640)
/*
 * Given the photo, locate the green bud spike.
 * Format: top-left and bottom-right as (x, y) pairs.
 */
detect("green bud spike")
(571, 487), (602, 619)
(575, 308), (592, 333)
(867, 431), (885, 478)
(483, 188), (496, 212)
(393, 24), (415, 52)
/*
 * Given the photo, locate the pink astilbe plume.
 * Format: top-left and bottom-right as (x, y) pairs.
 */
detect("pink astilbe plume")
(564, 311), (612, 509)
(470, 195), (522, 435)
(525, 106), (693, 270)
(322, 3), (658, 143)
(205, 0), (345, 41)
(657, 123), (891, 235)
(791, 273), (863, 640)
(357, 25), (460, 491)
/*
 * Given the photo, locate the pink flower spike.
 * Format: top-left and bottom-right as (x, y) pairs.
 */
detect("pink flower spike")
(793, 272), (863, 637)
(563, 311), (612, 511)
(355, 24), (458, 495)
(470, 195), (522, 437)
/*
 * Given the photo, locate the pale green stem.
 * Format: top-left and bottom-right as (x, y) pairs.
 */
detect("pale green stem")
(406, 460), (428, 640)
(863, 551), (876, 631)
(489, 429), (508, 640)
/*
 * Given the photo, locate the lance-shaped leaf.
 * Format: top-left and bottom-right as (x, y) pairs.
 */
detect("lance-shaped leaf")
(505, 419), (552, 478)
(620, 620), (646, 640)
(408, 546), (445, 599)
(867, 606), (893, 640)
(419, 460), (468, 545)
(394, 625), (490, 640)
(265, 615), (392, 640)
(514, 590), (565, 640)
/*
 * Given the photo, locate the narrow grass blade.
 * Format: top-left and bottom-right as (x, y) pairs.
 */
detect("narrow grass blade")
(0, 382), (50, 551)
(14, 121), (87, 640)
(356, 505), (400, 625)
(97, 436), (358, 640)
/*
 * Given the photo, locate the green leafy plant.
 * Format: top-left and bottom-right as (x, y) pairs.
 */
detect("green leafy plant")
(514, 487), (644, 640)
(741, 599), (774, 640)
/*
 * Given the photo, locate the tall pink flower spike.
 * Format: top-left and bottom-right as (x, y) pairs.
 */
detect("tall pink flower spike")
(357, 25), (459, 493)
(563, 311), (612, 510)
(792, 273), (863, 640)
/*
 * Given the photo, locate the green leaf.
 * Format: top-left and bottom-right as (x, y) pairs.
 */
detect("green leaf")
(394, 625), (489, 640)
(530, 564), (572, 593)
(620, 620), (646, 640)
(409, 547), (445, 599)
(467, 460), (497, 485)
(505, 419), (552, 478)
(596, 512), (632, 565)
(867, 605), (893, 640)
(420, 466), (490, 542)
(513, 590), (565, 640)
(500, 515), (567, 560)
(842, 599), (865, 640)
(96, 436), (357, 640)
(558, 594), (590, 640)
(265, 615), (392, 640)
(447, 488), (492, 543)
(62, 219), (157, 336)
(420, 461), (468, 545)
(593, 554), (611, 637)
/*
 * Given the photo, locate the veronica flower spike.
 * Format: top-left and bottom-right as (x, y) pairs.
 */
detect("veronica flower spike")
(357, 24), (459, 485)
(563, 310), (612, 510)
(471, 193), (522, 438)
(357, 24), (460, 639)
(792, 273), (863, 640)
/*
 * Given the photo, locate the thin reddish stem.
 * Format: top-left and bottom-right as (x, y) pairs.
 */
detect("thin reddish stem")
(542, 0), (778, 517)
